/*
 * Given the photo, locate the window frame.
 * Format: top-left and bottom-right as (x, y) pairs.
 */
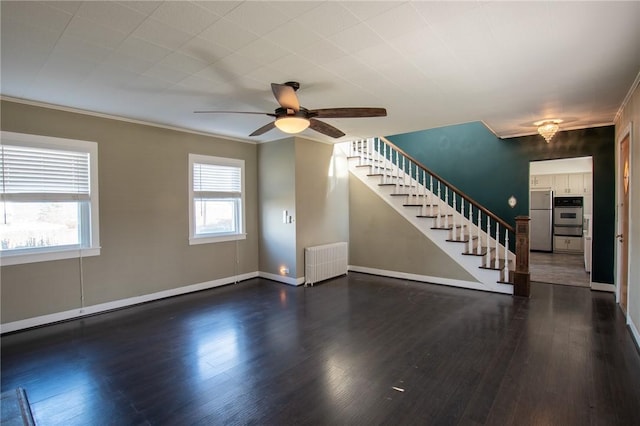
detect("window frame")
(188, 154), (246, 245)
(0, 131), (100, 266)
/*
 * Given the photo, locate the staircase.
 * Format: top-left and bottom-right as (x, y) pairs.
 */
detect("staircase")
(341, 137), (516, 295)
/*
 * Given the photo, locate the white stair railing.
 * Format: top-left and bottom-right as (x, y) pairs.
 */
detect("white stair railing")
(343, 137), (516, 284)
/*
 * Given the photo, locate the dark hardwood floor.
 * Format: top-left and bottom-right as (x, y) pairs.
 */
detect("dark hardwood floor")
(2, 273), (639, 425)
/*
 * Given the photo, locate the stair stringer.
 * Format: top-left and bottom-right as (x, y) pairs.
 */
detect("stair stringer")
(349, 161), (513, 295)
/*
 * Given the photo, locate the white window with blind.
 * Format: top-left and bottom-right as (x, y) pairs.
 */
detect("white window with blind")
(1, 131), (100, 266)
(189, 154), (245, 245)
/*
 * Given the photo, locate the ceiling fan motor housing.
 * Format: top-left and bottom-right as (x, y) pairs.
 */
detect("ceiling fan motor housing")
(276, 107), (311, 118)
(284, 81), (301, 91)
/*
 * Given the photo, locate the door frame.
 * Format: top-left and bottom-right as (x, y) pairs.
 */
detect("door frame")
(615, 122), (633, 319)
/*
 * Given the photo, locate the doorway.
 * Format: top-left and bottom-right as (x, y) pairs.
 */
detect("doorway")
(529, 157), (593, 287)
(617, 129), (630, 312)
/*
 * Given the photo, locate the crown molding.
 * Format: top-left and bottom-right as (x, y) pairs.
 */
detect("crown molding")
(615, 69), (640, 123)
(0, 95), (256, 145)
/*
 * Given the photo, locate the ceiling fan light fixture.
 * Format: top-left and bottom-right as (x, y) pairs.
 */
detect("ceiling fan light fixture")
(534, 119), (563, 143)
(275, 116), (310, 134)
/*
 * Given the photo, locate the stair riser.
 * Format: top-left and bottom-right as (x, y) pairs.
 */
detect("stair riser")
(349, 160), (513, 293)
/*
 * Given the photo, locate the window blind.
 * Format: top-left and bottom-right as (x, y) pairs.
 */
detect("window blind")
(1, 144), (90, 195)
(193, 162), (241, 196)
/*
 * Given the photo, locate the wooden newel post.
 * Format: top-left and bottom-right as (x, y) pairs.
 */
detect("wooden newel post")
(514, 216), (531, 297)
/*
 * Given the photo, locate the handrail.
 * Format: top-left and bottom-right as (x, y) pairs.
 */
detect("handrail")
(379, 136), (515, 233)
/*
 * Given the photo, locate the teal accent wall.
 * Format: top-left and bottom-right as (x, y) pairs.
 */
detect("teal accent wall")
(387, 122), (615, 285)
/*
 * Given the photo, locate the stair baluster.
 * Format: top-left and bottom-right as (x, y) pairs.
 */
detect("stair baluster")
(422, 170), (427, 215)
(374, 138), (379, 175)
(504, 229), (510, 281)
(395, 150), (400, 194)
(460, 198), (464, 241)
(429, 175), (434, 217)
(485, 217), (491, 268)
(452, 194), (457, 238)
(382, 142), (387, 184)
(444, 187), (449, 229)
(436, 181), (442, 228)
(408, 161), (412, 202)
(468, 204), (473, 252)
(413, 164), (420, 204)
(477, 211), (482, 255)
(494, 223), (500, 269)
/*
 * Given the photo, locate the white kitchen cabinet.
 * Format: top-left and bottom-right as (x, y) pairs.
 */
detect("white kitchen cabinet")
(568, 174), (584, 194)
(553, 174), (568, 194)
(554, 236), (583, 253)
(582, 172), (592, 194)
(553, 173), (589, 195)
(531, 174), (553, 188)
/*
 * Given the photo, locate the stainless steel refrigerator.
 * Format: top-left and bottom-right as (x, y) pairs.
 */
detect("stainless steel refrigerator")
(530, 190), (553, 251)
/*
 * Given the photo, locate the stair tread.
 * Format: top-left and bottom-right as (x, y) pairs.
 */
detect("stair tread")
(350, 152), (518, 291)
(462, 251), (488, 256)
(479, 265), (506, 271)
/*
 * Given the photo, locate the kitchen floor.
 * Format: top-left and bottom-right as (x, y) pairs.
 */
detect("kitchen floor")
(530, 251), (590, 287)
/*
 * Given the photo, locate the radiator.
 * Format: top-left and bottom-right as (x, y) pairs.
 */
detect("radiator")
(304, 242), (348, 286)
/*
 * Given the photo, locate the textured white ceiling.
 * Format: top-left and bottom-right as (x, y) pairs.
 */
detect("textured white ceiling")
(2, 1), (639, 143)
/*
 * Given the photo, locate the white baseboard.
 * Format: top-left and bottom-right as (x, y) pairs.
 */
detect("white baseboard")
(628, 315), (640, 350)
(590, 282), (615, 292)
(1, 271), (259, 334)
(259, 271), (304, 286)
(348, 265), (513, 295)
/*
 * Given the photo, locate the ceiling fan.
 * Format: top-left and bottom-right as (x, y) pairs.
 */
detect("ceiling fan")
(194, 81), (387, 138)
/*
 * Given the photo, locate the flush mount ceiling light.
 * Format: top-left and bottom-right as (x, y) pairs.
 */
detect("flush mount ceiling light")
(534, 119), (563, 143)
(274, 115), (310, 134)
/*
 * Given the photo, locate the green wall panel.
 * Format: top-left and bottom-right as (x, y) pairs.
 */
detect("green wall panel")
(387, 122), (615, 285)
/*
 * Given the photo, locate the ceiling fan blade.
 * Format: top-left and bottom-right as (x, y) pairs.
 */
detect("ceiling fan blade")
(194, 110), (276, 117)
(310, 107), (387, 118)
(309, 119), (345, 138)
(249, 121), (276, 137)
(271, 83), (300, 111)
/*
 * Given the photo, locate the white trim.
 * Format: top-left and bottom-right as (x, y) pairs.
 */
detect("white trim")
(348, 265), (513, 295)
(188, 154), (246, 245)
(259, 271), (304, 286)
(0, 272), (259, 334)
(347, 158), (511, 291)
(0, 95), (256, 145)
(590, 282), (616, 293)
(500, 122), (615, 140)
(629, 315), (640, 349)
(0, 131), (100, 265)
(615, 123), (633, 306)
(615, 69), (640, 123)
(0, 247), (100, 266)
(189, 233), (246, 245)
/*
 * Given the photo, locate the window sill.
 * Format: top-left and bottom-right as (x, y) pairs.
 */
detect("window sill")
(189, 233), (246, 245)
(0, 247), (101, 266)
